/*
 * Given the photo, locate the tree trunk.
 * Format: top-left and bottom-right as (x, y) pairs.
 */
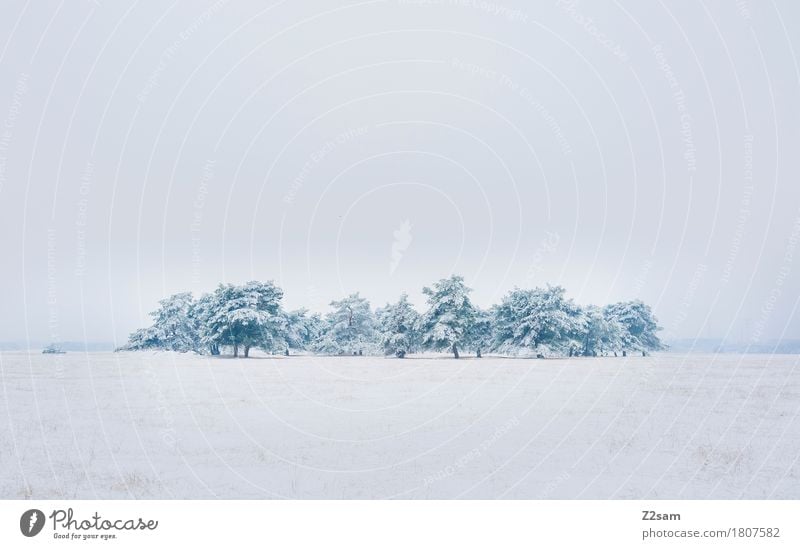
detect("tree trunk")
(210, 344), (220, 356)
(452, 343), (459, 359)
(244, 345), (250, 358)
(476, 347), (482, 358)
(233, 343), (239, 358)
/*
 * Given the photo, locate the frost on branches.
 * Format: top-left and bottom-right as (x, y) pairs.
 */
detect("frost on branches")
(377, 293), (420, 358)
(419, 275), (476, 358)
(492, 285), (583, 356)
(120, 276), (663, 359)
(122, 292), (197, 353)
(312, 293), (377, 356)
(192, 281), (286, 358)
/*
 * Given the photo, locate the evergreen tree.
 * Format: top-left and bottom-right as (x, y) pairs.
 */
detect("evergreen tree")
(193, 281), (285, 357)
(578, 305), (623, 356)
(191, 290), (223, 355)
(283, 309), (323, 352)
(466, 307), (493, 358)
(603, 300), (663, 352)
(313, 293), (377, 355)
(121, 292), (197, 352)
(121, 325), (163, 351)
(377, 293), (420, 357)
(120, 275), (664, 361)
(492, 285), (583, 356)
(151, 292), (198, 352)
(419, 275), (476, 358)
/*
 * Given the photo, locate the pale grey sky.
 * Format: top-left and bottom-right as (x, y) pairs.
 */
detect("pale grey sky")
(1, 0), (799, 346)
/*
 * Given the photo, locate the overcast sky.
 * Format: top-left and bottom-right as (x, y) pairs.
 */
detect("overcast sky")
(1, 1), (799, 346)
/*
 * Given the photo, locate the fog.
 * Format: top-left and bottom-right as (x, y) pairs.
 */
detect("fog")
(0, 1), (798, 346)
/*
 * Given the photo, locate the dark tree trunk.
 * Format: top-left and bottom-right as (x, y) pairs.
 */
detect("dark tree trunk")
(452, 343), (459, 359)
(210, 344), (220, 356)
(244, 345), (250, 358)
(476, 347), (482, 358)
(285, 349), (289, 356)
(622, 350), (627, 357)
(233, 344), (239, 358)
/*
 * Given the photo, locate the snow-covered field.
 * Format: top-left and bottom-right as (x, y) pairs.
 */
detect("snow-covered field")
(1, 351), (798, 499)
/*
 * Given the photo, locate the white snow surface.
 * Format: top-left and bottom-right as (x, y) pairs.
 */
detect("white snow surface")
(1, 351), (798, 499)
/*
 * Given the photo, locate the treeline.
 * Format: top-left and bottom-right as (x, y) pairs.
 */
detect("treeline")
(121, 275), (663, 358)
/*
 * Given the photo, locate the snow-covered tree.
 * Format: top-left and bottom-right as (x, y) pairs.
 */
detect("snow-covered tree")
(120, 292), (198, 352)
(119, 277), (664, 361)
(283, 309), (323, 352)
(492, 285), (583, 356)
(193, 281), (285, 357)
(603, 300), (663, 352)
(377, 293), (420, 357)
(120, 325), (163, 351)
(233, 281), (286, 357)
(151, 292), (198, 352)
(419, 275), (476, 358)
(191, 290), (224, 355)
(466, 307), (494, 358)
(577, 305), (623, 356)
(313, 293), (377, 355)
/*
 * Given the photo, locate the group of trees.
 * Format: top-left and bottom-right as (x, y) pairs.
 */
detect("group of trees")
(121, 276), (663, 358)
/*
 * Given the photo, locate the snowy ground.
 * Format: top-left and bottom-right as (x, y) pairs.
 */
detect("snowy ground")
(1, 351), (798, 499)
